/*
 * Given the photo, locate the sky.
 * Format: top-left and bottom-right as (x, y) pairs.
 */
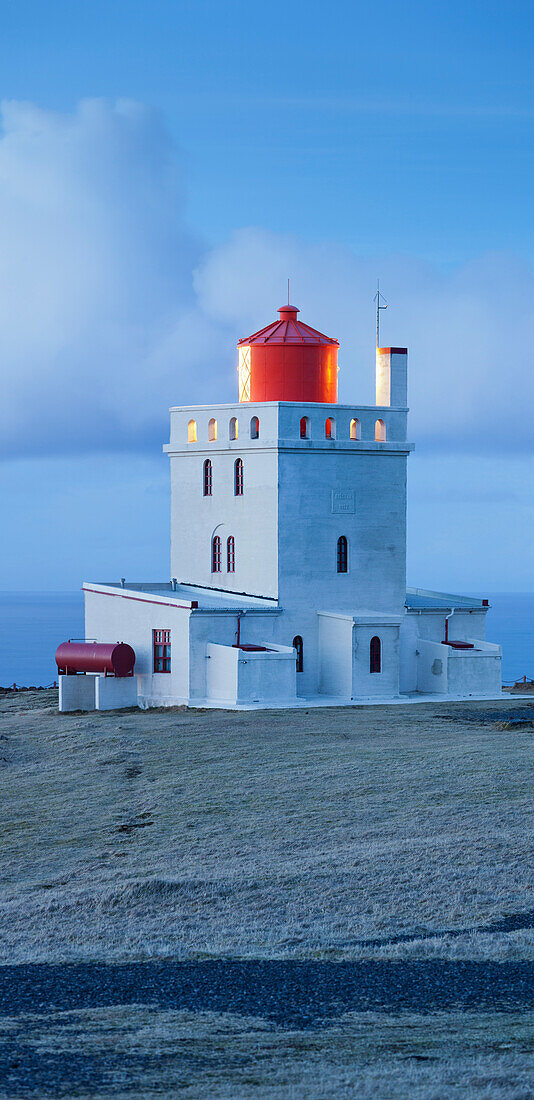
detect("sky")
(1, 0), (534, 591)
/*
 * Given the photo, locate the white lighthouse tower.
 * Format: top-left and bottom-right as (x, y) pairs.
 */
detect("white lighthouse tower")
(81, 301), (502, 709)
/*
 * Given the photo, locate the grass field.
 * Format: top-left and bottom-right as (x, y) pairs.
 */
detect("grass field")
(1, 690), (533, 1097)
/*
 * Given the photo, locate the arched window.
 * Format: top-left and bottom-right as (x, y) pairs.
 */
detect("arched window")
(375, 418), (386, 442)
(250, 415), (260, 439)
(234, 458), (244, 496)
(203, 459), (212, 497)
(370, 636), (381, 673)
(187, 419), (197, 443)
(336, 535), (348, 573)
(300, 416), (310, 439)
(211, 535), (221, 573)
(293, 635), (303, 673)
(325, 417), (336, 439)
(208, 417), (217, 442)
(227, 536), (235, 573)
(229, 417), (238, 441)
(350, 418), (361, 441)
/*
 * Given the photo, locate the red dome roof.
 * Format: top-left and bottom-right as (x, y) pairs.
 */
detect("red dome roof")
(238, 305), (339, 348)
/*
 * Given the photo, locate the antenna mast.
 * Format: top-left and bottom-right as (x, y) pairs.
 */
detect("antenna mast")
(374, 279), (388, 348)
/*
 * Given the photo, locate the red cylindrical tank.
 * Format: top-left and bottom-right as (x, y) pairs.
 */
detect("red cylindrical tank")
(237, 304), (339, 403)
(55, 642), (136, 677)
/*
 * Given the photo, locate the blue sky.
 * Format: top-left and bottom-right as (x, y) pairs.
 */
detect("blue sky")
(1, 0), (534, 590)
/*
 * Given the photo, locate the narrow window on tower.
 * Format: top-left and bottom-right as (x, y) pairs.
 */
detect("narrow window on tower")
(153, 629), (171, 673)
(300, 416), (310, 439)
(212, 535), (221, 573)
(227, 536), (235, 573)
(234, 458), (244, 496)
(350, 418), (361, 441)
(325, 417), (336, 439)
(208, 417), (217, 442)
(229, 417), (238, 440)
(187, 419), (197, 443)
(336, 536), (348, 573)
(375, 418), (386, 442)
(203, 459), (212, 496)
(293, 635), (303, 673)
(250, 415), (260, 439)
(370, 636), (381, 673)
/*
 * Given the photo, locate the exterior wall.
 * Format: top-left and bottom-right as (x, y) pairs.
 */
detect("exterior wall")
(353, 624), (400, 698)
(410, 609), (487, 644)
(318, 613), (353, 696)
(277, 447), (408, 618)
(168, 404), (279, 599)
(84, 589), (191, 705)
(399, 614), (419, 692)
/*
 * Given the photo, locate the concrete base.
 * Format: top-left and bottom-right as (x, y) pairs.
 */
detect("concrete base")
(59, 674), (138, 712)
(59, 675), (96, 712)
(95, 676), (138, 711)
(137, 690), (505, 711)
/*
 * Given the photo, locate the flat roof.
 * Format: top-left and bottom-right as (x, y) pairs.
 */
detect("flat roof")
(83, 581), (279, 613)
(406, 587), (488, 611)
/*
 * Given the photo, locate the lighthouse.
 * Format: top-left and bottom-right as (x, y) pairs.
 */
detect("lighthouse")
(78, 298), (502, 711)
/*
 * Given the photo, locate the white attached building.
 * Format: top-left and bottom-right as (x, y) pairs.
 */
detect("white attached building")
(83, 303), (502, 707)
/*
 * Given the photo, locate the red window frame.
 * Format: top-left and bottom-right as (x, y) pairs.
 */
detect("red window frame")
(370, 636), (381, 674)
(203, 459), (212, 496)
(234, 458), (244, 496)
(227, 535), (235, 572)
(153, 629), (171, 673)
(212, 535), (221, 572)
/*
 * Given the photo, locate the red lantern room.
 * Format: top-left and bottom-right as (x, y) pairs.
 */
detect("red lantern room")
(237, 304), (339, 404)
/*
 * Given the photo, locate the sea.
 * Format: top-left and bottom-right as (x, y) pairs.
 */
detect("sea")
(0, 591), (533, 688)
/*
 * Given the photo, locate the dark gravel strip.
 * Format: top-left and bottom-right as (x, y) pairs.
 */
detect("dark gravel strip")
(1, 959), (534, 1027)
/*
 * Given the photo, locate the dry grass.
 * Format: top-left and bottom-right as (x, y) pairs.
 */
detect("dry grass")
(1, 691), (534, 964)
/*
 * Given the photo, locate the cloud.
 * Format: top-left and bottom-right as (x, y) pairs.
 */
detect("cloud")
(0, 97), (531, 459)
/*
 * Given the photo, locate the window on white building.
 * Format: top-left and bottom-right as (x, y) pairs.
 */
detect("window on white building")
(229, 417), (238, 440)
(350, 418), (361, 440)
(153, 629), (171, 673)
(375, 418), (386, 442)
(234, 458), (244, 496)
(227, 536), (235, 573)
(250, 415), (260, 439)
(300, 416), (310, 439)
(212, 535), (221, 572)
(325, 417), (336, 439)
(370, 636), (381, 673)
(187, 419), (197, 443)
(293, 635), (303, 673)
(203, 459), (212, 496)
(337, 536), (348, 573)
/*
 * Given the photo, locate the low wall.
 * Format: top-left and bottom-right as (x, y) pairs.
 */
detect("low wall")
(447, 639), (502, 697)
(206, 643), (296, 706)
(416, 640), (449, 693)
